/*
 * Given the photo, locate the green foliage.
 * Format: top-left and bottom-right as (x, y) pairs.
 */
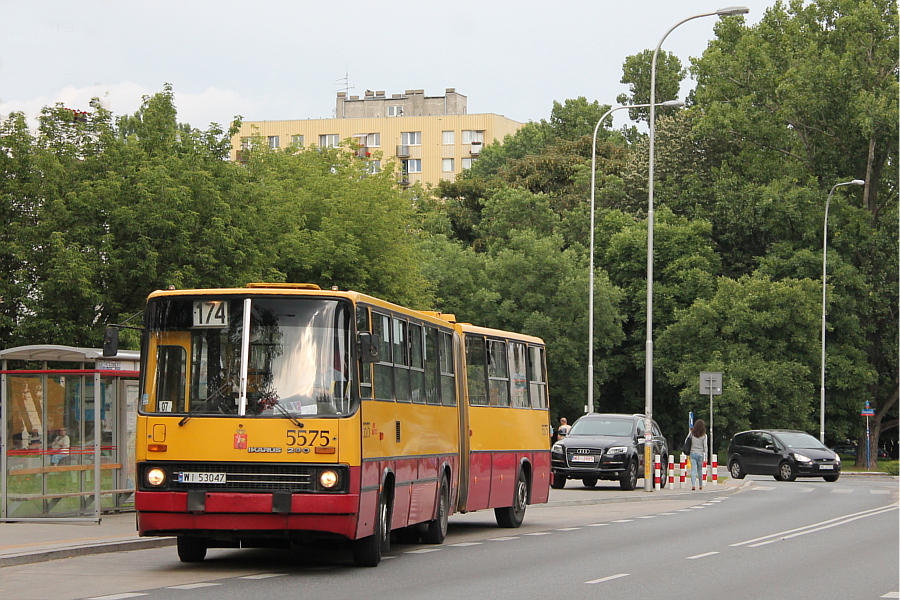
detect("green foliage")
(617, 49), (686, 122)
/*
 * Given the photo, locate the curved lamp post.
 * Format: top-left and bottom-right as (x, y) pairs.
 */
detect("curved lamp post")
(820, 179), (866, 443)
(588, 100), (683, 415)
(645, 6), (750, 491)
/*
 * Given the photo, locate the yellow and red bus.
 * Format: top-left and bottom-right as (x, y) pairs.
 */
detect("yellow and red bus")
(132, 283), (550, 566)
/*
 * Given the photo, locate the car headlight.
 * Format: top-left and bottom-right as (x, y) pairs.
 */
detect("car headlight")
(793, 453), (812, 463)
(146, 467), (167, 487)
(319, 469), (340, 489)
(606, 446), (628, 455)
(834, 454), (841, 464)
(552, 444), (564, 454)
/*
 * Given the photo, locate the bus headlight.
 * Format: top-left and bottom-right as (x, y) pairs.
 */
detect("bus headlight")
(146, 467), (167, 487)
(319, 469), (339, 489)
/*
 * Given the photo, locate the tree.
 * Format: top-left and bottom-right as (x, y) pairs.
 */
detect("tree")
(617, 49), (686, 122)
(688, 0), (898, 459)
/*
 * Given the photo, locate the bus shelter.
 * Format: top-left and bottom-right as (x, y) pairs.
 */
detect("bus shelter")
(1, 345), (140, 522)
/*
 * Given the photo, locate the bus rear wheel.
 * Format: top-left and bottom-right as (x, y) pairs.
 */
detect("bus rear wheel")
(495, 469), (527, 528)
(421, 475), (450, 544)
(353, 488), (391, 567)
(176, 536), (207, 563)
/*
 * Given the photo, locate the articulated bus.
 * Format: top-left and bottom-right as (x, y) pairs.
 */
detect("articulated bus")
(132, 283), (551, 566)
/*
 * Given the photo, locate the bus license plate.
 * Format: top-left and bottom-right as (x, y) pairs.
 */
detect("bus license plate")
(179, 472), (227, 483)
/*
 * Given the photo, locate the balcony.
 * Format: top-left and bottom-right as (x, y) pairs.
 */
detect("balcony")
(396, 144), (410, 158)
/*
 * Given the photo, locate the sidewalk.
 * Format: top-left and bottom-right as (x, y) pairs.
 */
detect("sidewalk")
(1, 472), (887, 568)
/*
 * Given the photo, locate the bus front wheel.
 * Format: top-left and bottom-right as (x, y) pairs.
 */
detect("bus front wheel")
(353, 488), (392, 567)
(176, 536), (207, 563)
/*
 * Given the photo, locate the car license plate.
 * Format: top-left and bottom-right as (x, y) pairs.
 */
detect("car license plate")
(178, 472), (227, 483)
(819, 464), (833, 470)
(571, 455), (594, 463)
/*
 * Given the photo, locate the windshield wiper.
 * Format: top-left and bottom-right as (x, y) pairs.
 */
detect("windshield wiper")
(269, 401), (303, 427)
(178, 385), (236, 426)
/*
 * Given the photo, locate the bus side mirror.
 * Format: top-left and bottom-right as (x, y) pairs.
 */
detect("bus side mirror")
(102, 327), (119, 357)
(358, 332), (380, 363)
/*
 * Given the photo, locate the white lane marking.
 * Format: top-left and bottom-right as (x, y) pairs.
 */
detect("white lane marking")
(677, 509), (692, 512)
(406, 548), (442, 554)
(449, 541), (483, 546)
(556, 527), (581, 531)
(637, 515), (656, 519)
(587, 523), (608, 527)
(871, 490), (890, 494)
(88, 595), (148, 600)
(797, 487), (815, 493)
(658, 512), (677, 515)
(687, 551), (719, 560)
(880, 592), (899, 598)
(524, 532), (553, 536)
(168, 583), (222, 590)
(751, 486), (776, 491)
(241, 574), (286, 579)
(611, 519), (633, 523)
(732, 504), (899, 547)
(585, 573), (629, 585)
(831, 488), (853, 494)
(489, 536), (518, 541)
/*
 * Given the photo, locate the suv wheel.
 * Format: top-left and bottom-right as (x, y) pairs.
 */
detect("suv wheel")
(729, 459), (746, 479)
(620, 460), (638, 491)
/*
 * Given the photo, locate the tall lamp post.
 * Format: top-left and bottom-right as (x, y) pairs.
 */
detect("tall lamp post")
(820, 179), (866, 443)
(588, 101), (683, 415)
(645, 6), (750, 491)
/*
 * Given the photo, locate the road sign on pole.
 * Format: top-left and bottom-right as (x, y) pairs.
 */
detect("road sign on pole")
(699, 372), (723, 482)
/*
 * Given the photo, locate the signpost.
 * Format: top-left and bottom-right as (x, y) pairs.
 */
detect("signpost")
(699, 372), (722, 483)
(861, 401), (875, 470)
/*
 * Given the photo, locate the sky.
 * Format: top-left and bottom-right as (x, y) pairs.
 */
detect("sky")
(1, 0), (779, 132)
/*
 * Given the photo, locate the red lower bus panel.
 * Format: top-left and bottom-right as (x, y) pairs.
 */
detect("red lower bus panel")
(137, 511), (358, 539)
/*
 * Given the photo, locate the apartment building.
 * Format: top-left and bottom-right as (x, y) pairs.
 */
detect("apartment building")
(232, 88), (523, 186)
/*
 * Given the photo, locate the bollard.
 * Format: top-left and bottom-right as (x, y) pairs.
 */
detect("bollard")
(668, 454), (675, 488)
(654, 454), (661, 490)
(702, 459), (708, 485)
(680, 454), (687, 488)
(712, 454), (718, 485)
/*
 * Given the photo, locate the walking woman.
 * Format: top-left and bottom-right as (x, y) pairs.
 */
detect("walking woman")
(688, 419), (708, 491)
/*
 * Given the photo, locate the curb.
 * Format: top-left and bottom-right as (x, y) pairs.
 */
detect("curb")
(0, 537), (176, 568)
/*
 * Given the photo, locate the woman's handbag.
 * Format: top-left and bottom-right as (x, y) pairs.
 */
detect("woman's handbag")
(682, 434), (692, 455)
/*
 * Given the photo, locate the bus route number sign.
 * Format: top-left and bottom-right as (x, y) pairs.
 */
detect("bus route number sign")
(193, 301), (228, 328)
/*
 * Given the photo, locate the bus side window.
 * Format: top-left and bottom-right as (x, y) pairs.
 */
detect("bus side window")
(409, 323), (426, 404)
(487, 340), (510, 407)
(373, 312), (393, 401)
(528, 346), (547, 409)
(393, 316), (410, 402)
(424, 326), (441, 405)
(357, 305), (373, 399)
(439, 331), (456, 406)
(509, 342), (529, 408)
(156, 345), (186, 412)
(465, 335), (488, 406)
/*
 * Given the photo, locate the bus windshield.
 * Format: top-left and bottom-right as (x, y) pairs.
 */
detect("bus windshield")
(145, 296), (355, 418)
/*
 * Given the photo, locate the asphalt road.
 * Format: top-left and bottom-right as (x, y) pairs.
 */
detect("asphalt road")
(2, 476), (897, 600)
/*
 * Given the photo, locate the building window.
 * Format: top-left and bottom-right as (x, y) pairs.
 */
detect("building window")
(461, 130), (484, 144)
(365, 132), (380, 147)
(268, 136), (280, 149)
(387, 105), (404, 117)
(240, 137), (252, 150)
(401, 131), (421, 146)
(403, 159), (422, 174)
(319, 134), (340, 148)
(291, 135), (304, 147)
(462, 157), (475, 170)
(442, 158), (455, 172)
(442, 131), (455, 145)
(367, 160), (381, 174)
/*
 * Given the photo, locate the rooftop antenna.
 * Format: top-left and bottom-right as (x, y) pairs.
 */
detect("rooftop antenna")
(334, 72), (354, 117)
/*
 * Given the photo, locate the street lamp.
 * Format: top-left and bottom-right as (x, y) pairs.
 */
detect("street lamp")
(820, 179), (866, 443)
(588, 100), (683, 415)
(645, 6), (750, 491)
